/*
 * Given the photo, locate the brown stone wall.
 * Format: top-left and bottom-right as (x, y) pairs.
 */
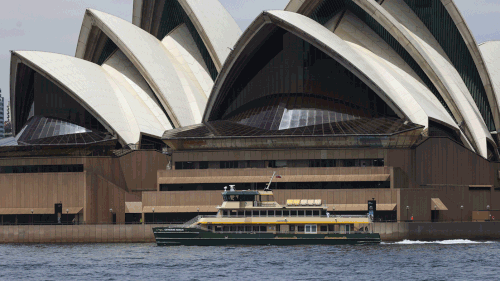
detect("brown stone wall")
(0, 172), (85, 209)
(0, 224), (169, 243)
(142, 189), (398, 208)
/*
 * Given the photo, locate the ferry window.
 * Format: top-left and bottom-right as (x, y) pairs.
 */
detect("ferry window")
(276, 210), (282, 217)
(253, 226), (259, 232)
(321, 210), (327, 216)
(245, 211), (252, 217)
(306, 210), (312, 217)
(283, 210), (290, 216)
(230, 226), (237, 232)
(245, 225), (252, 232)
(223, 226), (229, 232)
(223, 210), (229, 217)
(208, 225), (213, 231)
(260, 226), (267, 232)
(320, 225), (327, 232)
(328, 225), (334, 232)
(216, 226), (222, 232)
(252, 210), (259, 217)
(238, 211), (244, 217)
(268, 210), (275, 217)
(260, 210), (267, 217)
(276, 225), (281, 232)
(237, 226), (244, 232)
(313, 210), (319, 216)
(305, 225), (317, 234)
(298, 225), (305, 232)
(298, 210), (305, 216)
(290, 225), (295, 231)
(291, 210), (297, 216)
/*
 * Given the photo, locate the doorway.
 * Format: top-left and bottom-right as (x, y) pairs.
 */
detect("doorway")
(431, 210), (439, 222)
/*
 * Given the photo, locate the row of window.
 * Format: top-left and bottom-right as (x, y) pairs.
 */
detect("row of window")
(208, 224), (353, 233)
(0, 165), (84, 174)
(175, 159), (385, 170)
(221, 209), (326, 217)
(160, 181), (390, 191)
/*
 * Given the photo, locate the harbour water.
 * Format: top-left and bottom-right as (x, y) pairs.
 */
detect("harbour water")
(0, 240), (498, 280)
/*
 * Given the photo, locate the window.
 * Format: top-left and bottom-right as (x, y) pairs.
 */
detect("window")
(289, 225), (295, 232)
(0, 164), (84, 174)
(305, 224), (317, 234)
(259, 210), (267, 217)
(175, 162), (195, 170)
(276, 210), (282, 217)
(298, 210), (305, 217)
(199, 161), (209, 169)
(245, 225), (252, 232)
(306, 210), (312, 217)
(252, 210), (259, 217)
(320, 225), (328, 232)
(237, 211), (244, 217)
(252, 226), (259, 232)
(283, 210), (290, 216)
(260, 226), (267, 232)
(309, 159), (336, 167)
(344, 160), (356, 167)
(297, 225), (305, 232)
(291, 210), (297, 216)
(268, 210), (275, 217)
(220, 161), (238, 169)
(313, 210), (320, 217)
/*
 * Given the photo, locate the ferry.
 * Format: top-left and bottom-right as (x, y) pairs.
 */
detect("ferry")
(153, 186), (381, 246)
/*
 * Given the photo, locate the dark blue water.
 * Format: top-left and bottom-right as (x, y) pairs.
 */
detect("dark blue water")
(0, 240), (498, 281)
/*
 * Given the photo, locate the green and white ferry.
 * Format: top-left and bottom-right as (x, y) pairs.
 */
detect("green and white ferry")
(153, 186), (380, 246)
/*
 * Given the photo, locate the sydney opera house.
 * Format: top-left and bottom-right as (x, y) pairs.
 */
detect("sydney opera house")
(1, 0), (500, 224)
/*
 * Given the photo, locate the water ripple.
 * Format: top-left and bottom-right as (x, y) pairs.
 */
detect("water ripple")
(0, 242), (499, 280)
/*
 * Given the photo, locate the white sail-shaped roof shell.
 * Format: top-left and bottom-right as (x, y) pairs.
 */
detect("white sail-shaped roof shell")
(132, 0), (242, 70)
(205, 10), (458, 137)
(285, 0), (495, 157)
(10, 51), (140, 144)
(76, 9), (206, 128)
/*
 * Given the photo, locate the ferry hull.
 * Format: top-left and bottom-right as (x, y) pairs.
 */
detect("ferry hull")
(153, 228), (381, 246)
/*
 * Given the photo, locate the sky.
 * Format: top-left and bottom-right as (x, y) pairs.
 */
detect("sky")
(1, 0), (500, 117)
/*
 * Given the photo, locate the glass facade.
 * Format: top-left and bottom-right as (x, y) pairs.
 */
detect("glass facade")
(16, 116), (109, 145)
(97, 38), (118, 65)
(216, 30), (397, 123)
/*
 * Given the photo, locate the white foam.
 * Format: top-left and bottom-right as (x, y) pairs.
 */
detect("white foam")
(382, 239), (496, 245)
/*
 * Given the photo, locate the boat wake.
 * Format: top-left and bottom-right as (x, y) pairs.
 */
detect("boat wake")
(382, 239), (496, 245)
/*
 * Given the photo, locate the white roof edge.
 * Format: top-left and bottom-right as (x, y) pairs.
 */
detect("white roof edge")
(132, 0), (143, 27)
